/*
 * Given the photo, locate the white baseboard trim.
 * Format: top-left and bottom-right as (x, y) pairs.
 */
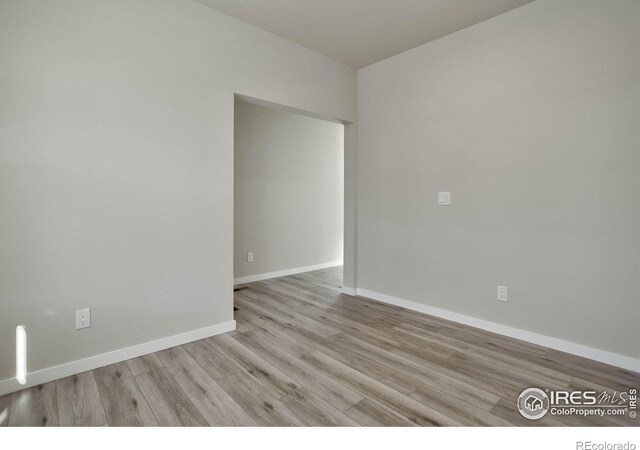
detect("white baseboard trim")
(342, 286), (357, 296)
(0, 320), (236, 397)
(355, 288), (640, 373)
(234, 260), (343, 285)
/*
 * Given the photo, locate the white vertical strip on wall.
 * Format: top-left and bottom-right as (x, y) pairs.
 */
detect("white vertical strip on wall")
(16, 325), (26, 385)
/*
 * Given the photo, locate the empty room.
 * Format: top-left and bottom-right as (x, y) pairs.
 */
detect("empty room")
(1, 0), (638, 446)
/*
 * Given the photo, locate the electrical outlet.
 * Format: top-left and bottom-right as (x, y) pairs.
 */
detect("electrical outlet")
(497, 286), (508, 302)
(76, 308), (91, 330)
(247, 252), (254, 263)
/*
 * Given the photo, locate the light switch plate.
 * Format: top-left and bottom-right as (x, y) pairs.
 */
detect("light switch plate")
(438, 192), (451, 206)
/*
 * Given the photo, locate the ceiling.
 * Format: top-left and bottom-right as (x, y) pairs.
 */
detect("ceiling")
(195, 0), (535, 68)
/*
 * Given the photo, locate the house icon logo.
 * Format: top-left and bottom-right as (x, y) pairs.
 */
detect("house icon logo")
(517, 388), (550, 420)
(525, 395), (543, 411)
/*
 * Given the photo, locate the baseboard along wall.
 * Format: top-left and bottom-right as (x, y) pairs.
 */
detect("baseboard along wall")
(234, 260), (343, 285)
(0, 320), (236, 397)
(350, 288), (640, 373)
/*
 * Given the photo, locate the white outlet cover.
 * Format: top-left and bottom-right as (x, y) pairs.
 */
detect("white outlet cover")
(76, 308), (91, 330)
(497, 286), (508, 302)
(247, 252), (254, 262)
(438, 192), (451, 206)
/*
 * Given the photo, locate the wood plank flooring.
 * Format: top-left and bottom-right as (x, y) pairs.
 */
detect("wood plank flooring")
(1, 266), (638, 426)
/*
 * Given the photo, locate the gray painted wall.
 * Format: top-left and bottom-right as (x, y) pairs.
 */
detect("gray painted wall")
(357, 0), (640, 358)
(234, 100), (344, 279)
(0, 0), (356, 383)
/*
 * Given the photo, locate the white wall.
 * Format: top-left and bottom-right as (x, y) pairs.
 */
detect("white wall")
(234, 100), (343, 280)
(357, 0), (640, 359)
(0, 0), (355, 388)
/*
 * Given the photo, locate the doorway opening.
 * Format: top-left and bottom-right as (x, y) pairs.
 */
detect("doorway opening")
(233, 95), (345, 295)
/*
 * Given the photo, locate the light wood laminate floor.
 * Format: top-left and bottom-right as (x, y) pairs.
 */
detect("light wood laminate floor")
(1, 267), (638, 426)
